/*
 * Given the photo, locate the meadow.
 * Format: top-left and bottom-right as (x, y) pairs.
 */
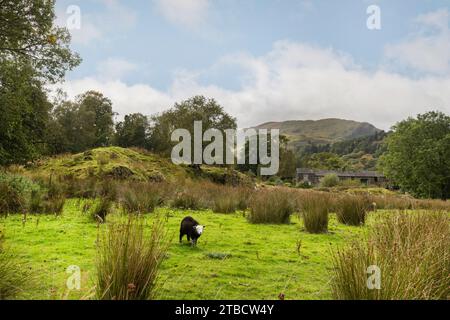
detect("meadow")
(2, 200), (366, 300)
(0, 147), (449, 300)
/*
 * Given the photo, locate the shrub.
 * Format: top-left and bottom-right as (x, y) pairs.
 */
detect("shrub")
(30, 193), (65, 215)
(29, 181), (66, 215)
(247, 190), (293, 224)
(300, 194), (330, 233)
(295, 181), (313, 189)
(338, 179), (364, 188)
(266, 176), (283, 186)
(320, 174), (340, 188)
(336, 195), (369, 226)
(96, 216), (168, 300)
(331, 211), (450, 300)
(0, 172), (39, 214)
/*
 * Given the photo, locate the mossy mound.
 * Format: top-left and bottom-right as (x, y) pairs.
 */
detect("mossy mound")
(28, 147), (252, 185)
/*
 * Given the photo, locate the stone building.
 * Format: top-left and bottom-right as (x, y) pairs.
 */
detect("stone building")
(296, 168), (387, 186)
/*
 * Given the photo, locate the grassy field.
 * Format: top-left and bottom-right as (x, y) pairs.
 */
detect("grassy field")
(1, 199), (368, 300)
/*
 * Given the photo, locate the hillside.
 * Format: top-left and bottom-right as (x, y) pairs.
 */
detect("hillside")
(28, 147), (252, 185)
(254, 118), (382, 149)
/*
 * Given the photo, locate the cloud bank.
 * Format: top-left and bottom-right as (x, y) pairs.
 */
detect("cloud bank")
(57, 9), (450, 131)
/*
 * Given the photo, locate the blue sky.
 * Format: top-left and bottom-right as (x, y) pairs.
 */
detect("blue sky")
(54, 0), (450, 129)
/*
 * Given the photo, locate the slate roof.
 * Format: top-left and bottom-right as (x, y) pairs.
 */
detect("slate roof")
(296, 168), (385, 178)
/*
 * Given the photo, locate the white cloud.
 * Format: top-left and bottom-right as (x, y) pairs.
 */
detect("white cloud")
(154, 0), (210, 29)
(56, 0), (137, 46)
(69, 21), (103, 45)
(58, 40), (450, 131)
(57, 77), (173, 119)
(385, 8), (450, 74)
(97, 58), (138, 80)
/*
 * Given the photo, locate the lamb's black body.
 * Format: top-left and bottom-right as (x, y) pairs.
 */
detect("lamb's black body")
(179, 216), (202, 245)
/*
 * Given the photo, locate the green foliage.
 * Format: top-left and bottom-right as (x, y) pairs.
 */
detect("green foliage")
(379, 111), (450, 199)
(115, 113), (151, 149)
(0, 172), (40, 214)
(0, 0), (80, 164)
(302, 152), (347, 171)
(0, 61), (52, 165)
(297, 131), (387, 172)
(47, 91), (115, 154)
(320, 174), (340, 188)
(149, 95), (237, 156)
(266, 176), (283, 186)
(96, 217), (168, 300)
(0, 0), (81, 83)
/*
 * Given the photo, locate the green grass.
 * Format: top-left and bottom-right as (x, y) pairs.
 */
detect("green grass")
(0, 199), (366, 300)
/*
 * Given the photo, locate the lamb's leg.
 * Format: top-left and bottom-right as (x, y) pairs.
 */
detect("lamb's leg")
(179, 232), (183, 243)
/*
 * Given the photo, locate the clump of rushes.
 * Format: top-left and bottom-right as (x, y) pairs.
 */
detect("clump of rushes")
(0, 234), (30, 299)
(213, 196), (237, 214)
(171, 191), (201, 210)
(96, 216), (169, 300)
(247, 189), (294, 224)
(90, 197), (113, 223)
(331, 211), (450, 300)
(336, 194), (369, 226)
(121, 188), (155, 214)
(300, 193), (330, 233)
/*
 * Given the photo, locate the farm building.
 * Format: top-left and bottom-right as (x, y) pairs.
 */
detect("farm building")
(296, 168), (387, 186)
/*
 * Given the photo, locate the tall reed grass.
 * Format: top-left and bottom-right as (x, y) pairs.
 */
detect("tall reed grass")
(247, 189), (294, 224)
(335, 195), (369, 226)
(0, 235), (30, 299)
(331, 211), (450, 300)
(299, 193), (330, 233)
(95, 216), (169, 300)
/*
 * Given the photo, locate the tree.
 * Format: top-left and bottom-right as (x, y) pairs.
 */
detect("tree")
(0, 0), (81, 83)
(278, 135), (297, 179)
(0, 0), (80, 164)
(149, 96), (237, 156)
(47, 91), (115, 154)
(320, 174), (340, 187)
(78, 91), (115, 148)
(379, 111), (450, 199)
(115, 113), (150, 149)
(0, 60), (51, 165)
(302, 152), (347, 171)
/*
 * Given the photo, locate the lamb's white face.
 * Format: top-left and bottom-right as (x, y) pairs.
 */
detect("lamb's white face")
(195, 225), (204, 235)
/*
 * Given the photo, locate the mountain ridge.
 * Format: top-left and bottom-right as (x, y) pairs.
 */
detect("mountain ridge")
(253, 118), (383, 149)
